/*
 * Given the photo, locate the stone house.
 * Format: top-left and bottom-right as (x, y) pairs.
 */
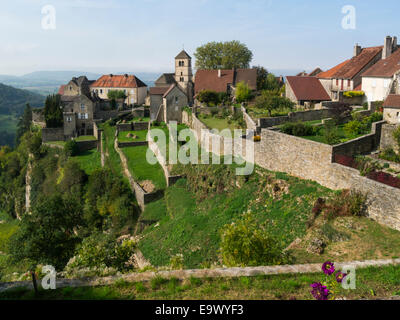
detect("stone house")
(317, 60), (350, 100)
(90, 74), (148, 106)
(59, 76), (94, 97)
(149, 50), (194, 120)
(329, 45), (383, 100)
(361, 36), (400, 102)
(383, 94), (400, 125)
(285, 76), (331, 106)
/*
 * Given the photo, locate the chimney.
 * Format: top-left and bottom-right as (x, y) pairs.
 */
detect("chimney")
(383, 36), (394, 59)
(124, 74), (128, 77)
(218, 69), (222, 78)
(109, 74), (113, 77)
(353, 44), (361, 57)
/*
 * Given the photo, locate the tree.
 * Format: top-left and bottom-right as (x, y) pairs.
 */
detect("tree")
(15, 104), (32, 146)
(44, 94), (63, 128)
(197, 90), (220, 106)
(255, 91), (294, 117)
(235, 81), (252, 103)
(107, 90), (126, 101)
(220, 213), (290, 267)
(8, 193), (83, 269)
(194, 41), (253, 70)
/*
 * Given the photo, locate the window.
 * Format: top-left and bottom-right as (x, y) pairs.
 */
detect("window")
(100, 89), (103, 94)
(180, 77), (184, 82)
(66, 116), (72, 123)
(80, 104), (85, 111)
(85, 113), (89, 119)
(175, 96), (179, 103)
(372, 80), (377, 88)
(348, 80), (351, 87)
(384, 79), (390, 88)
(336, 79), (338, 86)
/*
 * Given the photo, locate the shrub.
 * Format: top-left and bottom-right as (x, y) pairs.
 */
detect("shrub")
(379, 148), (400, 163)
(235, 81), (252, 103)
(343, 91), (365, 98)
(65, 232), (136, 274)
(220, 213), (291, 267)
(65, 140), (79, 157)
(281, 122), (314, 137)
(323, 122), (340, 145)
(169, 254), (184, 270)
(324, 190), (367, 219)
(197, 90), (220, 106)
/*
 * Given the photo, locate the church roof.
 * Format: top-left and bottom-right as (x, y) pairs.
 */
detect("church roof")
(175, 50), (191, 60)
(155, 73), (176, 87)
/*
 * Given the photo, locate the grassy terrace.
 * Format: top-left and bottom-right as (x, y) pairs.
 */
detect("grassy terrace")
(118, 130), (148, 142)
(71, 148), (102, 175)
(247, 106), (297, 119)
(122, 146), (166, 191)
(198, 114), (244, 136)
(2, 264), (400, 300)
(74, 135), (97, 142)
(301, 124), (369, 145)
(100, 122), (123, 177)
(128, 117), (150, 123)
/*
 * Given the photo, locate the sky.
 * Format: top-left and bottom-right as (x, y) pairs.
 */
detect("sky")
(1, 0), (400, 76)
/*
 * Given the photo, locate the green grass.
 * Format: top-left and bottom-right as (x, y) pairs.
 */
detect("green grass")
(0, 212), (18, 253)
(118, 130), (148, 142)
(74, 135), (97, 142)
(71, 148), (102, 175)
(138, 166), (334, 269)
(128, 117), (150, 123)
(122, 146), (166, 191)
(198, 115), (244, 136)
(302, 124), (369, 145)
(247, 106), (294, 119)
(3, 264), (400, 300)
(45, 141), (66, 147)
(100, 122), (123, 177)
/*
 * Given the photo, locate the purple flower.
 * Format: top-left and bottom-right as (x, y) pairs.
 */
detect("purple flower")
(310, 282), (330, 300)
(322, 261), (335, 275)
(335, 271), (347, 283)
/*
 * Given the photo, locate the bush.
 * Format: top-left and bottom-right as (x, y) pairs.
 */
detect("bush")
(324, 190), (367, 219)
(65, 232), (136, 274)
(197, 90), (220, 106)
(220, 213), (291, 267)
(65, 140), (79, 157)
(235, 81), (252, 103)
(323, 122), (340, 145)
(343, 91), (365, 98)
(343, 120), (364, 137)
(281, 122), (315, 137)
(379, 148), (400, 163)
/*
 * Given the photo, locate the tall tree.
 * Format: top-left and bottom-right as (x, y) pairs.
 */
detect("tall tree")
(194, 41), (253, 70)
(15, 104), (32, 146)
(44, 94), (63, 128)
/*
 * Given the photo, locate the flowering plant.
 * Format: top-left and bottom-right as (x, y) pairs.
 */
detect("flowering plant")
(310, 261), (347, 300)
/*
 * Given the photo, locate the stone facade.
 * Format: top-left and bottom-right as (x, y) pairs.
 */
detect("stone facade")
(163, 85), (188, 123)
(384, 107), (400, 125)
(380, 124), (399, 152)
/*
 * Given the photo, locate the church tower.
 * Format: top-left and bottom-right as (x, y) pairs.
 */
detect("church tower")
(175, 50), (194, 104)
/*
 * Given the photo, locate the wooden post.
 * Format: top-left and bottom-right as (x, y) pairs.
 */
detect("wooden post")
(31, 271), (38, 295)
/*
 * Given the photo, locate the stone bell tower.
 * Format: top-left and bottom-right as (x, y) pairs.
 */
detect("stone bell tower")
(175, 50), (194, 104)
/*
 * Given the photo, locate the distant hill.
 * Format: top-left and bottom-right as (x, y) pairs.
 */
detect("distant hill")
(0, 83), (45, 115)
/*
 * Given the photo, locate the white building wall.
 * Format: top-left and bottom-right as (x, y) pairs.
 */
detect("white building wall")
(362, 77), (392, 102)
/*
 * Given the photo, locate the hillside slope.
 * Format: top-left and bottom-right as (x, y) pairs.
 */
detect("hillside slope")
(0, 83), (44, 115)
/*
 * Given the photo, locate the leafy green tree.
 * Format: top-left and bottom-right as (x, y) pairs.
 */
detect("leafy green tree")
(254, 66), (269, 90)
(235, 81), (252, 103)
(44, 94), (63, 128)
(194, 41), (253, 70)
(15, 104), (32, 146)
(220, 213), (290, 267)
(107, 90), (126, 101)
(64, 140), (79, 157)
(197, 90), (220, 106)
(265, 73), (281, 91)
(8, 193), (83, 269)
(255, 91), (294, 117)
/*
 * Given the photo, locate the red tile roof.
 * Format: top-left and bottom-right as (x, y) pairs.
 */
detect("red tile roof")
(384, 94), (400, 108)
(286, 76), (331, 101)
(308, 68), (323, 77)
(194, 69), (257, 95)
(149, 87), (169, 95)
(91, 74), (147, 88)
(317, 60), (350, 79)
(362, 48), (400, 78)
(332, 46), (383, 79)
(195, 69), (234, 94)
(58, 85), (66, 95)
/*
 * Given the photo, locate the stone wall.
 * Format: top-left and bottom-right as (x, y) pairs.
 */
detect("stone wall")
(41, 128), (64, 142)
(380, 124), (399, 152)
(94, 109), (118, 121)
(241, 106), (258, 132)
(76, 140), (98, 152)
(114, 138), (162, 211)
(117, 141), (148, 148)
(117, 122), (149, 132)
(332, 121), (385, 157)
(186, 114), (400, 231)
(258, 108), (337, 128)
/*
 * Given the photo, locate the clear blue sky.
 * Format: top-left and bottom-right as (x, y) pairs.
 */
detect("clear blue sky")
(1, 0), (399, 75)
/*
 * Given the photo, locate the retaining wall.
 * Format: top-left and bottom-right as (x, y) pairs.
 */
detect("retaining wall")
(380, 124), (399, 152)
(117, 122), (149, 132)
(41, 128), (64, 142)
